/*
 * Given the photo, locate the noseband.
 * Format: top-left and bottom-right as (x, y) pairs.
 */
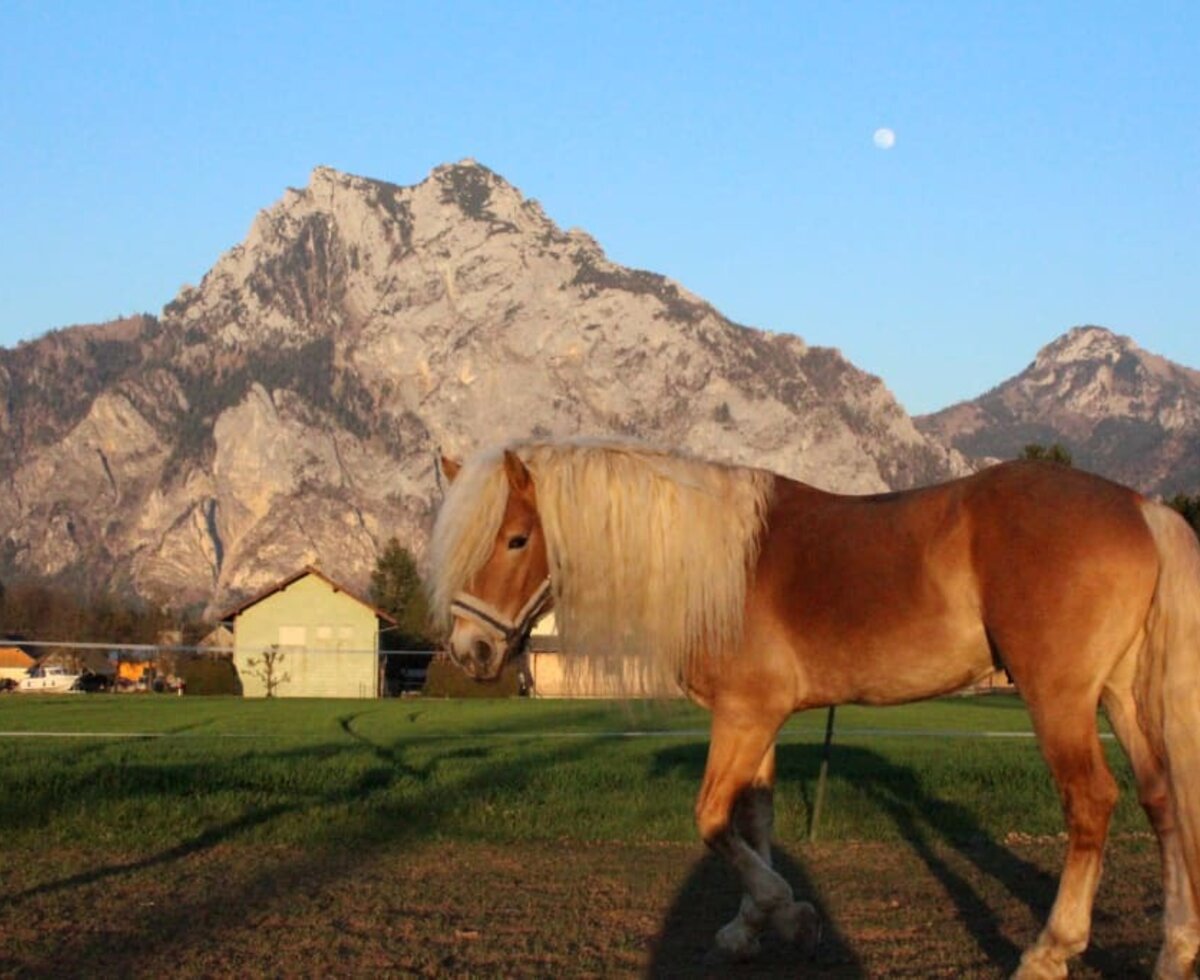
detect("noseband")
(450, 577), (553, 649)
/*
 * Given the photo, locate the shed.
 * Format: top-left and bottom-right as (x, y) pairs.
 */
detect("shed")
(0, 646), (36, 683)
(220, 566), (397, 699)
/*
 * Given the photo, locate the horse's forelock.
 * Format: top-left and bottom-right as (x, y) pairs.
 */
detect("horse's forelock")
(427, 448), (510, 633)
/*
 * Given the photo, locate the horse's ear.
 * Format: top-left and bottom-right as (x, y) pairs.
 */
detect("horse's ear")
(503, 450), (532, 495)
(440, 455), (462, 483)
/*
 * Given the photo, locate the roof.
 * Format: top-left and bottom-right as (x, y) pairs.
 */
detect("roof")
(0, 646), (35, 669)
(217, 565), (399, 626)
(198, 624), (234, 648)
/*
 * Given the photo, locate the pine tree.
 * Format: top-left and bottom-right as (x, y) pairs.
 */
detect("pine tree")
(370, 537), (433, 648)
(1020, 443), (1073, 466)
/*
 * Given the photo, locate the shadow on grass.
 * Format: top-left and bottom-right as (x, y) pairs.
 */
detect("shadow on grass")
(0, 712), (615, 976)
(0, 707), (1157, 977)
(646, 740), (1153, 978)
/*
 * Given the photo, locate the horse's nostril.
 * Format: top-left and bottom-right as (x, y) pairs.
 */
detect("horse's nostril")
(473, 639), (494, 665)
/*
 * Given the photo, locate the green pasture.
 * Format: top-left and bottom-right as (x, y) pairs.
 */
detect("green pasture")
(0, 694), (1147, 855)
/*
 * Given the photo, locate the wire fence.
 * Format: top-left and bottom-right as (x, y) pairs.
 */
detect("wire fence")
(4, 639), (439, 658)
(2, 638), (440, 698)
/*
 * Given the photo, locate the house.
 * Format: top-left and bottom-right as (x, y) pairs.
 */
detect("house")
(0, 646), (36, 684)
(219, 566), (398, 699)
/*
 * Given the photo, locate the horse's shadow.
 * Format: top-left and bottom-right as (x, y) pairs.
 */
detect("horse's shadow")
(645, 740), (1149, 978)
(647, 844), (863, 978)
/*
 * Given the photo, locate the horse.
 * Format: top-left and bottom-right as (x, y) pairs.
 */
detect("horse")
(427, 439), (1200, 979)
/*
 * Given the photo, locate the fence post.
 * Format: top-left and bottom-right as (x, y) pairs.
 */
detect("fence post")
(808, 705), (837, 842)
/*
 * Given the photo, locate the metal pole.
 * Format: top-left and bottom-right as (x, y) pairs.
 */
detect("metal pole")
(809, 705), (837, 842)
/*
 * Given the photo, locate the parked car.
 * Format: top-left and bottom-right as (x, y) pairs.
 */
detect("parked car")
(76, 672), (113, 693)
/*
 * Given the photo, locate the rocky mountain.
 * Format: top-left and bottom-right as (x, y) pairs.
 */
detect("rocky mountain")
(917, 326), (1200, 496)
(0, 161), (968, 616)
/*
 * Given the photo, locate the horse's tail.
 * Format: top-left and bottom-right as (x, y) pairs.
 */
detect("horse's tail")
(1139, 500), (1200, 907)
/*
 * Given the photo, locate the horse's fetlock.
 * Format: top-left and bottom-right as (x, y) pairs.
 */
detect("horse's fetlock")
(735, 893), (768, 930)
(756, 875), (793, 911)
(1014, 935), (1075, 980)
(1153, 924), (1200, 980)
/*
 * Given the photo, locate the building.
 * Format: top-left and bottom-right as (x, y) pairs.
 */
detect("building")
(524, 613), (683, 698)
(219, 566), (398, 699)
(0, 646), (35, 684)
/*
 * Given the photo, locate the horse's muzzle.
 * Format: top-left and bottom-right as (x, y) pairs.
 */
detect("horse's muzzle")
(447, 628), (511, 681)
(446, 578), (552, 680)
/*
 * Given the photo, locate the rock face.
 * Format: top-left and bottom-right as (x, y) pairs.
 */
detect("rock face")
(1, 161), (968, 614)
(917, 326), (1200, 496)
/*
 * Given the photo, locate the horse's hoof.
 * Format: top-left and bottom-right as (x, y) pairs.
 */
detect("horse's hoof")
(1011, 947), (1069, 980)
(772, 900), (822, 956)
(703, 942), (756, 969)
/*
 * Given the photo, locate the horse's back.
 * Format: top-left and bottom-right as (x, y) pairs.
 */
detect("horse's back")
(745, 461), (1160, 708)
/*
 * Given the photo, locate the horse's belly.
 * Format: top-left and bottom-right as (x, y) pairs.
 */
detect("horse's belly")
(800, 619), (996, 708)
(850, 650), (996, 705)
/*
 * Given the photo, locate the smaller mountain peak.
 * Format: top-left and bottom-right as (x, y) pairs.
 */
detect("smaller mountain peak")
(1035, 325), (1135, 367)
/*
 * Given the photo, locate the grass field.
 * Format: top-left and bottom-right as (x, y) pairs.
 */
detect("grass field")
(0, 694), (1165, 977)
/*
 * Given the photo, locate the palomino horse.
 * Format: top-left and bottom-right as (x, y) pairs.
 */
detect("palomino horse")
(428, 440), (1200, 978)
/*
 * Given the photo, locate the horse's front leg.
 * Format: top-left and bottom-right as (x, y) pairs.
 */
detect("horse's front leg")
(696, 714), (820, 960)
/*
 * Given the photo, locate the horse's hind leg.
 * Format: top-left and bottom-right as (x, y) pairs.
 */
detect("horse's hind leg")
(1015, 700), (1119, 980)
(1103, 682), (1200, 979)
(696, 712), (819, 959)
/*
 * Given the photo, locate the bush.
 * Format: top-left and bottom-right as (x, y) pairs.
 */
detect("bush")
(178, 656), (241, 696)
(422, 654), (526, 698)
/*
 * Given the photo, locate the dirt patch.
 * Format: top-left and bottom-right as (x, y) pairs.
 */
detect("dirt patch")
(0, 836), (1162, 977)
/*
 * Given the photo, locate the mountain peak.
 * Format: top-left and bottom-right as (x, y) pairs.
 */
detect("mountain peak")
(919, 325), (1200, 494)
(309, 163), (342, 184)
(1035, 325), (1133, 367)
(0, 161), (975, 612)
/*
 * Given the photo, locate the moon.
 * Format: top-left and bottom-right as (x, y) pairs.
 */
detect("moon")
(873, 127), (896, 150)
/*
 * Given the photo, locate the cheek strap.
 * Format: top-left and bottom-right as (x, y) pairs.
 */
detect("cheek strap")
(450, 577), (553, 646)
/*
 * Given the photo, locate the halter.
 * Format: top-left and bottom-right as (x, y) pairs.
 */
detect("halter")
(450, 577), (553, 648)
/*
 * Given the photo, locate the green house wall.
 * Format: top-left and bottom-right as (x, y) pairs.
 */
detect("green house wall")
(233, 574), (380, 698)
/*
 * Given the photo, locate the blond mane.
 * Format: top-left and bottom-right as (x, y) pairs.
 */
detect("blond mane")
(428, 440), (775, 687)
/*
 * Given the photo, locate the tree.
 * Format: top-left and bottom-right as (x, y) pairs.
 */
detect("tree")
(370, 537), (433, 648)
(0, 577), (198, 644)
(246, 644), (290, 697)
(1020, 443), (1073, 466)
(1166, 493), (1200, 539)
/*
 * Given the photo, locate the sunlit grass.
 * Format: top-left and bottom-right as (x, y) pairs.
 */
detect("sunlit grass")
(0, 693), (1145, 854)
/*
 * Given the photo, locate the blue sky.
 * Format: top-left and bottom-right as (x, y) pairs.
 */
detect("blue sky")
(2, 1), (1196, 414)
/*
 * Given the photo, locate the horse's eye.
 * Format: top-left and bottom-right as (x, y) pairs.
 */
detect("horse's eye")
(508, 535), (529, 551)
